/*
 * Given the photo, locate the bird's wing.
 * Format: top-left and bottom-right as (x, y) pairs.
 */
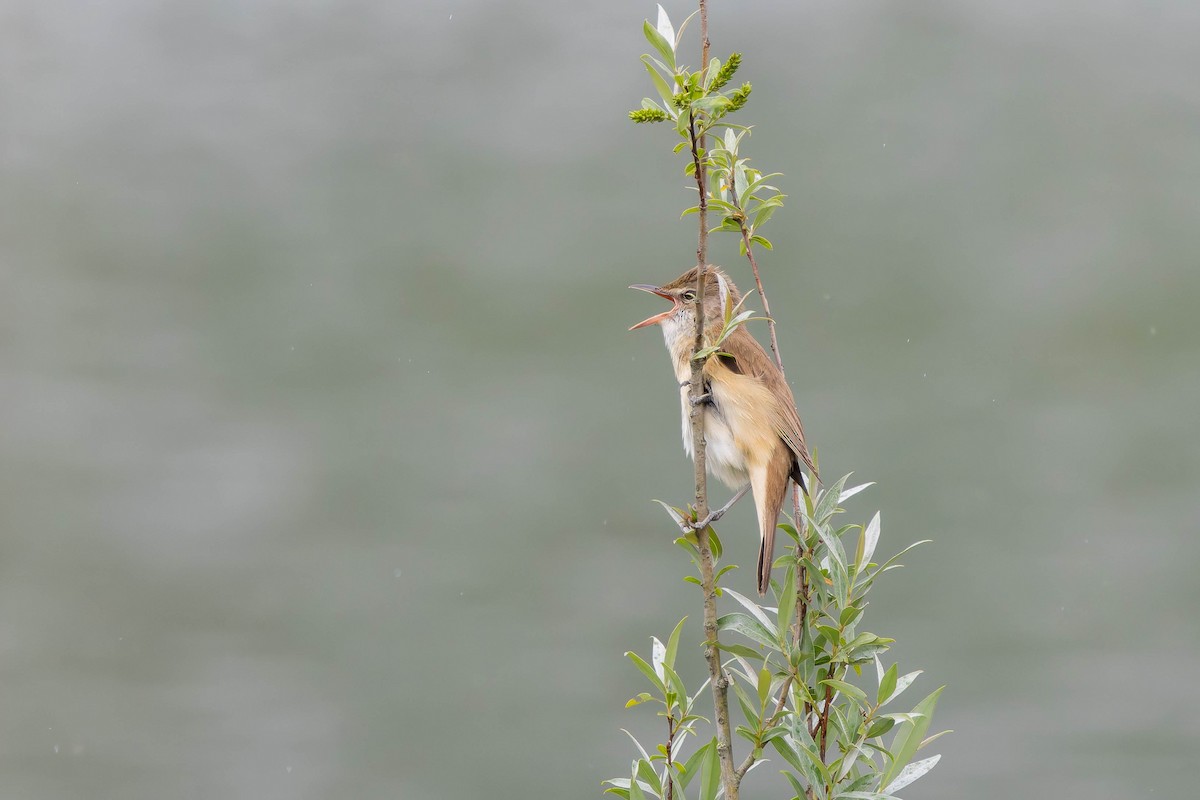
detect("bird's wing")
(719, 325), (818, 480)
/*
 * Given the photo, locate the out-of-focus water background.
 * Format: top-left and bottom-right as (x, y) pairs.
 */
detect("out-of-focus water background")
(2, 0), (1197, 797)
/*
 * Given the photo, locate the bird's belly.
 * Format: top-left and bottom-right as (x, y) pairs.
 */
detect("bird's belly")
(680, 388), (750, 489)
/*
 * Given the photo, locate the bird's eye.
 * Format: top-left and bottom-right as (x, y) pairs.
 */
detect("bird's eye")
(681, 290), (697, 302)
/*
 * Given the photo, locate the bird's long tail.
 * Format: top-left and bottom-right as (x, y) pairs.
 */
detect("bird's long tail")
(755, 451), (794, 596)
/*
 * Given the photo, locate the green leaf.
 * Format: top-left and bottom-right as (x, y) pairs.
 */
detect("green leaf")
(730, 676), (759, 725)
(782, 770), (807, 798)
(878, 686), (944, 792)
(813, 475), (850, 523)
(742, 171), (781, 199)
(840, 605), (863, 629)
(877, 663), (898, 706)
(920, 729), (954, 749)
(642, 19), (675, 69)
(628, 771), (648, 800)
(751, 203), (779, 229)
(676, 744), (709, 789)
(770, 737), (808, 777)
(692, 95), (731, 115)
(625, 692), (654, 708)
(757, 666), (772, 708)
(717, 612), (777, 649)
(665, 617), (687, 671)
(663, 663), (690, 706)
(715, 641), (765, 660)
(698, 738), (720, 800)
(865, 716), (896, 738)
(882, 670), (922, 706)
(651, 499), (687, 529)
(816, 624), (842, 647)
(821, 677), (868, 706)
(626, 651), (666, 693)
(642, 58), (676, 109)
(750, 234), (773, 250)
(777, 565), (797, 634)
(636, 758), (662, 795)
(721, 588), (780, 639)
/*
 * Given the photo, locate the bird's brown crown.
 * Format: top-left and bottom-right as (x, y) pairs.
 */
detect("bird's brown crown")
(659, 265), (742, 306)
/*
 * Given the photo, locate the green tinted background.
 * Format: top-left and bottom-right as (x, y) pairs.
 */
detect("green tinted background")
(2, 1), (1197, 798)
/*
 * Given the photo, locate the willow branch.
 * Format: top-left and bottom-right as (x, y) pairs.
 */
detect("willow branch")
(686, 2), (738, 798)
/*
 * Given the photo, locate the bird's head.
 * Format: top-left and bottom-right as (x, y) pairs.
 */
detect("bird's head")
(628, 266), (740, 332)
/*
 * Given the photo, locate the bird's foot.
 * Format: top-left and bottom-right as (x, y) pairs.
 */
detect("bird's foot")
(689, 482), (752, 530)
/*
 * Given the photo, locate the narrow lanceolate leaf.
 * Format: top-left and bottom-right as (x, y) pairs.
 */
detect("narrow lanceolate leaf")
(642, 20), (675, 69)
(839, 481), (875, 504)
(676, 743), (709, 790)
(821, 677), (868, 706)
(878, 686), (944, 792)
(621, 729), (652, 763)
(859, 512), (881, 569)
(718, 612), (777, 649)
(655, 4), (675, 50)
(651, 637), (666, 680)
(699, 739), (721, 800)
(627, 771), (648, 800)
(716, 641), (766, 660)
(883, 670), (923, 706)
(721, 587), (780, 639)
(813, 474), (850, 523)
(757, 666), (773, 708)
(626, 652), (666, 693)
(651, 499), (687, 528)
(776, 566), (797, 635)
(877, 663), (898, 706)
(884, 753), (942, 793)
(642, 58), (676, 108)
(665, 617), (687, 671)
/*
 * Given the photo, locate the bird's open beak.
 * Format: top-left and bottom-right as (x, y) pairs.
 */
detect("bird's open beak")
(628, 284), (679, 330)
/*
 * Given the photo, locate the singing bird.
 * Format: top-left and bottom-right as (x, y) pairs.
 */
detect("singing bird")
(629, 266), (817, 595)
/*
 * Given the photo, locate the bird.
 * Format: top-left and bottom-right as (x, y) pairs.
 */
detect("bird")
(629, 265), (817, 595)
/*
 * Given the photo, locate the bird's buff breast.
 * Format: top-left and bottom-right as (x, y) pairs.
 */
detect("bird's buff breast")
(661, 316), (769, 489)
(678, 385), (749, 488)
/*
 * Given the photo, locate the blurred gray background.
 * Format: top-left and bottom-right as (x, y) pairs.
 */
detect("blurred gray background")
(2, 0), (1197, 797)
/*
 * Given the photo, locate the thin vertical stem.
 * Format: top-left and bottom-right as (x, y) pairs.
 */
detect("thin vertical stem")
(688, 2), (737, 798)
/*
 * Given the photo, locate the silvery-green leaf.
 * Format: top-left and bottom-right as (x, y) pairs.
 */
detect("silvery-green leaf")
(884, 753), (941, 793)
(839, 481), (874, 503)
(860, 512), (881, 568)
(716, 272), (731, 318)
(643, 20), (675, 69)
(884, 670), (923, 705)
(655, 4), (675, 51)
(721, 587), (779, 638)
(651, 636), (666, 680)
(642, 59), (676, 107)
(734, 163), (748, 202)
